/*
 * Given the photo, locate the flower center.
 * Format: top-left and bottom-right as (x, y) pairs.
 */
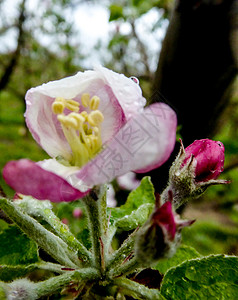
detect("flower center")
(52, 94), (104, 168)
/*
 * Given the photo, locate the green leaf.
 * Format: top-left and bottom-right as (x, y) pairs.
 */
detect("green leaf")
(0, 226), (38, 266)
(109, 4), (124, 22)
(0, 264), (37, 282)
(0, 198), (79, 268)
(109, 177), (155, 230)
(115, 203), (154, 231)
(0, 225), (39, 281)
(110, 177), (155, 218)
(160, 254), (238, 300)
(154, 245), (201, 274)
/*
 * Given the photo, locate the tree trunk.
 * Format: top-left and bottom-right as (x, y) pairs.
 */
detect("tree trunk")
(145, 0), (238, 192)
(0, 0), (26, 91)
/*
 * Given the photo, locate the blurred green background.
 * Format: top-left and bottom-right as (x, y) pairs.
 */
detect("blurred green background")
(0, 0), (238, 257)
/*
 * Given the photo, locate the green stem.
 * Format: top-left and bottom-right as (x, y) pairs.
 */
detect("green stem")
(35, 262), (66, 274)
(106, 229), (137, 274)
(38, 206), (92, 265)
(16, 196), (92, 265)
(109, 257), (141, 278)
(82, 186), (107, 271)
(0, 198), (78, 268)
(113, 278), (160, 300)
(34, 268), (100, 299)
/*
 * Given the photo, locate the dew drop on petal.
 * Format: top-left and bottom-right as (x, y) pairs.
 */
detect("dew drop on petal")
(130, 76), (139, 85)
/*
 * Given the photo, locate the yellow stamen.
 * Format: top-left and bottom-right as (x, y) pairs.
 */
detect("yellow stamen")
(81, 93), (90, 107)
(83, 124), (92, 135)
(55, 97), (66, 103)
(93, 127), (99, 136)
(65, 99), (80, 112)
(90, 96), (100, 110)
(52, 101), (65, 114)
(69, 112), (85, 128)
(81, 111), (88, 120)
(57, 115), (78, 129)
(52, 95), (104, 168)
(88, 110), (104, 127)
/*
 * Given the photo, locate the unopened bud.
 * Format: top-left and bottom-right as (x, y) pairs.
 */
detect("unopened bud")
(182, 139), (225, 182)
(161, 139), (228, 209)
(135, 197), (193, 266)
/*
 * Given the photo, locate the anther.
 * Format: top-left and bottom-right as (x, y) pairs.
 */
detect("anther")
(69, 112), (85, 128)
(87, 111), (104, 127)
(65, 99), (80, 112)
(81, 111), (88, 120)
(57, 115), (78, 129)
(81, 93), (90, 107)
(93, 127), (99, 136)
(52, 101), (65, 114)
(90, 96), (100, 110)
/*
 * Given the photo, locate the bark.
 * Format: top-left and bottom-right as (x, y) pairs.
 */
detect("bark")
(146, 0), (238, 192)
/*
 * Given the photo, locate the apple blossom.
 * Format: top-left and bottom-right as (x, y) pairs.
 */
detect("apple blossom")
(3, 67), (177, 202)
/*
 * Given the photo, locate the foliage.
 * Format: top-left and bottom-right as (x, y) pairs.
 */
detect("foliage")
(160, 255), (238, 300)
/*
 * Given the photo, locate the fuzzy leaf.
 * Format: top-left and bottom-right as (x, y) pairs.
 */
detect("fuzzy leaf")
(110, 177), (155, 218)
(0, 226), (39, 266)
(115, 203), (154, 231)
(160, 254), (238, 299)
(154, 245), (201, 274)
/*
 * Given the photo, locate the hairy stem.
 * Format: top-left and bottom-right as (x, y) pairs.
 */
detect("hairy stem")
(34, 268), (100, 299)
(113, 277), (160, 300)
(82, 186), (107, 272)
(0, 198), (79, 268)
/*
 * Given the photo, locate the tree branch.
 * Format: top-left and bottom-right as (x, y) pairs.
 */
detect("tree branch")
(0, 0), (27, 91)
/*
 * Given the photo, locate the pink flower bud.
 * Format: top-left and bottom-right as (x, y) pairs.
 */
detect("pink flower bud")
(152, 201), (176, 241)
(161, 138), (228, 209)
(182, 139), (225, 182)
(72, 208), (83, 219)
(135, 194), (193, 266)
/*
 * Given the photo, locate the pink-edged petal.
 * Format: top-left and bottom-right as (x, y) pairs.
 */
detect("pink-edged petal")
(92, 85), (126, 143)
(69, 103), (177, 187)
(3, 159), (89, 202)
(135, 103), (177, 173)
(25, 69), (127, 158)
(95, 66), (146, 118)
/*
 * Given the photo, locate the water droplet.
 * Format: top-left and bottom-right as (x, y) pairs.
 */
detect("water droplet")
(130, 76), (139, 85)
